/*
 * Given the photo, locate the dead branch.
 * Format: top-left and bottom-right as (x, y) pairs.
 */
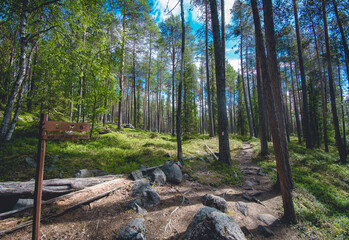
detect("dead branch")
(205, 144), (219, 161)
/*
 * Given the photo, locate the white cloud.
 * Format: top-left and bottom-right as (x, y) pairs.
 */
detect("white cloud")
(225, 0), (236, 25)
(228, 58), (241, 72)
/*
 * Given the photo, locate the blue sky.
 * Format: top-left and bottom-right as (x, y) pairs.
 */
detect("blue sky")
(150, 0), (241, 72)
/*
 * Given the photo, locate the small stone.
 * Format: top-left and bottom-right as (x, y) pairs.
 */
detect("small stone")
(127, 199), (143, 210)
(258, 225), (274, 237)
(245, 180), (253, 187)
(135, 204), (147, 216)
(74, 169), (93, 178)
(164, 153), (171, 158)
(149, 168), (166, 186)
(257, 214), (280, 227)
(25, 157), (36, 168)
(13, 199), (34, 210)
(130, 180), (160, 207)
(202, 194), (227, 213)
(258, 169), (266, 176)
(117, 218), (146, 240)
(131, 171), (143, 180)
(236, 201), (248, 216)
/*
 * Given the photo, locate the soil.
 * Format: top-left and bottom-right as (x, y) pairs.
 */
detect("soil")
(0, 142), (300, 239)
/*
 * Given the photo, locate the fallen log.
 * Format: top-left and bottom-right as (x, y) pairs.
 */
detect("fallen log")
(0, 186), (121, 237)
(0, 176), (118, 199)
(0, 177), (124, 220)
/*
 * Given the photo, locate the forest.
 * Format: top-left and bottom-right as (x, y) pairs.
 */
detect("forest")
(0, 0), (348, 239)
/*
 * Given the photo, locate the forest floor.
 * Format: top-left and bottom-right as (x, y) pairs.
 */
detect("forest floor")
(0, 142), (300, 240)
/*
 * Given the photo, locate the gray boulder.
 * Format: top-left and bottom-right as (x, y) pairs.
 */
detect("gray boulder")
(130, 180), (160, 207)
(202, 194), (227, 213)
(162, 161), (183, 184)
(183, 207), (247, 240)
(150, 168), (166, 186)
(25, 157), (36, 168)
(117, 218), (146, 240)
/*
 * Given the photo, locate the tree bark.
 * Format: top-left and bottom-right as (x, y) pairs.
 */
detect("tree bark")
(209, 0), (231, 166)
(252, 0), (297, 223)
(322, 0), (347, 163)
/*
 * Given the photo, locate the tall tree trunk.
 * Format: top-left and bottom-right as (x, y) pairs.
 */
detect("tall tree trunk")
(0, 0), (29, 140)
(293, 0), (312, 149)
(252, 0), (297, 224)
(337, 58), (346, 146)
(256, 57), (268, 155)
(209, 0), (231, 166)
(206, 1), (215, 137)
(148, 34), (152, 131)
(322, 0), (347, 163)
(332, 0), (349, 86)
(290, 61), (302, 144)
(172, 41), (176, 136)
(311, 22), (329, 151)
(118, 14), (126, 130)
(241, 33), (253, 138)
(132, 39), (137, 128)
(246, 44), (257, 137)
(264, 0), (294, 190)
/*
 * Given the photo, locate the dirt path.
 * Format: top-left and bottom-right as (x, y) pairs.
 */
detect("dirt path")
(0, 142), (300, 239)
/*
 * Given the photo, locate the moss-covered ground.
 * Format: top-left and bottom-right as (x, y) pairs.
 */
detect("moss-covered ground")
(250, 137), (349, 240)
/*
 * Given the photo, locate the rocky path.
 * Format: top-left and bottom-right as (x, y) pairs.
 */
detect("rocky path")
(224, 141), (300, 239)
(0, 142), (301, 239)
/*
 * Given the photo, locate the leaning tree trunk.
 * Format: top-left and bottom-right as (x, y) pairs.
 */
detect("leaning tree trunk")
(332, 0), (349, 86)
(0, 0), (28, 140)
(209, 0), (231, 166)
(252, 0), (297, 224)
(322, 0), (347, 163)
(293, 0), (312, 149)
(264, 0), (294, 190)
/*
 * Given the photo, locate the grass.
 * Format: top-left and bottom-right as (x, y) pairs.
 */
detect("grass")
(0, 113), (243, 185)
(249, 137), (349, 240)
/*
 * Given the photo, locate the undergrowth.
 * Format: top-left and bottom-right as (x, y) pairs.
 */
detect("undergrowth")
(0, 113), (243, 184)
(250, 137), (349, 240)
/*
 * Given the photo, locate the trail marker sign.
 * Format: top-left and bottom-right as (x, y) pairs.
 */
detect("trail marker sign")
(32, 114), (90, 240)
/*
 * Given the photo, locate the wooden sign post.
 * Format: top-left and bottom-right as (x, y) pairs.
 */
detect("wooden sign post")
(32, 114), (90, 240)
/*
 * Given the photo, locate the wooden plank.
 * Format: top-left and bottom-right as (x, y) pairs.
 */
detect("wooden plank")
(44, 134), (89, 140)
(43, 121), (90, 132)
